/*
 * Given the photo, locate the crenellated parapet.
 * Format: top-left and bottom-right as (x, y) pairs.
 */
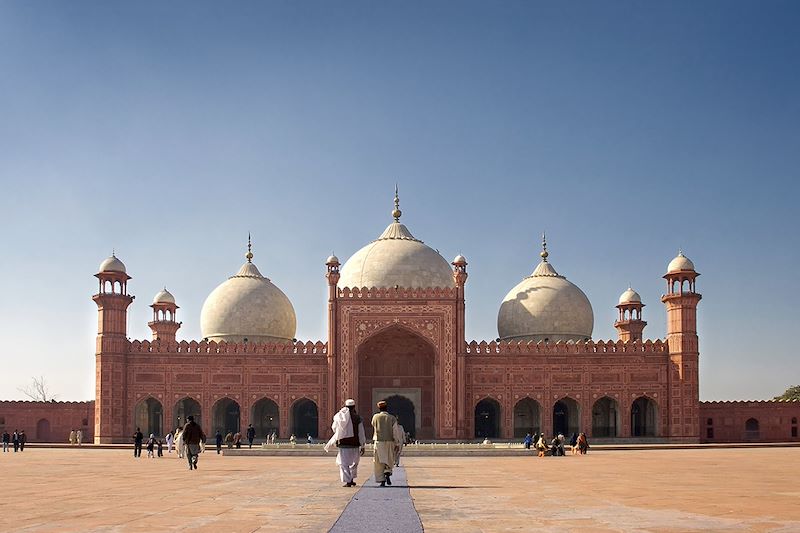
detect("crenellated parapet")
(701, 399), (800, 405)
(338, 286), (458, 299)
(127, 339), (327, 355)
(463, 338), (668, 355)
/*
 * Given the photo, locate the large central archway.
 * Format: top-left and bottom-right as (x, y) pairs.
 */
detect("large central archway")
(357, 326), (436, 439)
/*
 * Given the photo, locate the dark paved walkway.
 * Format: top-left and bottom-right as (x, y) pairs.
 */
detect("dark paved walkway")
(328, 466), (423, 533)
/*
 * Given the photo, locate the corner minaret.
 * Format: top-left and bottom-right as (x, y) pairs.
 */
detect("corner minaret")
(93, 253), (134, 444)
(661, 250), (702, 442)
(148, 288), (181, 342)
(615, 287), (647, 341)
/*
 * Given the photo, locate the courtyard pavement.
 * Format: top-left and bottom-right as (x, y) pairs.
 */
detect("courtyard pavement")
(1, 447), (799, 532)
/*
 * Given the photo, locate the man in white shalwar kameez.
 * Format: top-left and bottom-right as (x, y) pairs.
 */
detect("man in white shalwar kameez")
(324, 399), (366, 487)
(371, 400), (403, 487)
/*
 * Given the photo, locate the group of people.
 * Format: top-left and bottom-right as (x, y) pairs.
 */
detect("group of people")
(132, 415), (206, 469)
(2, 429), (26, 452)
(524, 432), (590, 456)
(67, 429), (84, 446)
(324, 399), (406, 488)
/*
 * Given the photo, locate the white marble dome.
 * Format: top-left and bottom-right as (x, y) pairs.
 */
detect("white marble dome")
(618, 287), (641, 305)
(200, 257), (296, 344)
(153, 288), (176, 305)
(667, 251), (695, 273)
(497, 247), (594, 343)
(338, 219), (453, 289)
(98, 254), (126, 273)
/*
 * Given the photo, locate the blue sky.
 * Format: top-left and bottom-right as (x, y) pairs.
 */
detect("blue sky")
(1, 1), (798, 401)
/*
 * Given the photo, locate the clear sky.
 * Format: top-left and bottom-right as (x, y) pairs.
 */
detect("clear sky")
(1, 1), (798, 402)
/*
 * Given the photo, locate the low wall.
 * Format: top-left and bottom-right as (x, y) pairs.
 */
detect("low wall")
(0, 401), (95, 443)
(699, 400), (800, 443)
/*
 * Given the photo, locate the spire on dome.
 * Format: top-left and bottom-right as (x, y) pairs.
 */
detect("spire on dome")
(540, 232), (549, 262)
(392, 184), (402, 222)
(246, 233), (253, 263)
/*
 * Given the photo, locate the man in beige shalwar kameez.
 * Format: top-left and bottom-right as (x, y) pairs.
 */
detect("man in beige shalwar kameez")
(372, 400), (403, 487)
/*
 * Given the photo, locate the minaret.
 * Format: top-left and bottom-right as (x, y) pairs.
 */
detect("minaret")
(93, 253), (134, 444)
(148, 288), (181, 342)
(661, 250), (701, 442)
(325, 252), (340, 422)
(452, 253), (468, 439)
(614, 287), (647, 341)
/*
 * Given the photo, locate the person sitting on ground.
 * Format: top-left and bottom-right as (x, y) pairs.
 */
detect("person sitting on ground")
(289, 434), (297, 446)
(551, 435), (562, 456)
(225, 431), (234, 449)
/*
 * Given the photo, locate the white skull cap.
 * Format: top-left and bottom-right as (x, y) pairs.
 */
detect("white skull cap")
(344, 399), (356, 407)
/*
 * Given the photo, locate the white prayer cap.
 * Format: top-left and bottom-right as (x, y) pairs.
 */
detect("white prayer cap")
(345, 399), (356, 407)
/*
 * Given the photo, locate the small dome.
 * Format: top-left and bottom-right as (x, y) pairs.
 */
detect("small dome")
(200, 255), (296, 344)
(98, 254), (126, 274)
(452, 254), (467, 265)
(497, 242), (593, 343)
(618, 287), (641, 305)
(153, 288), (176, 305)
(326, 255), (340, 264)
(667, 251), (695, 273)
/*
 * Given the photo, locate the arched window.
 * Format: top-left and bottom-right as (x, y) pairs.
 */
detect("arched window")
(291, 399), (318, 439)
(631, 397), (658, 437)
(513, 398), (541, 438)
(744, 418), (759, 440)
(553, 397), (581, 437)
(134, 397), (164, 437)
(212, 398), (241, 436)
(591, 397), (619, 438)
(251, 398), (280, 440)
(791, 417), (797, 438)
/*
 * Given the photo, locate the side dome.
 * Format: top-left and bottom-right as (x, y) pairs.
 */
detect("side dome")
(667, 251), (695, 273)
(99, 254), (126, 273)
(338, 194), (453, 289)
(200, 248), (296, 344)
(497, 238), (593, 343)
(153, 288), (176, 305)
(618, 287), (641, 305)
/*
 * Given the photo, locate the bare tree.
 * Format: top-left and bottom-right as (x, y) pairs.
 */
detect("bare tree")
(18, 375), (58, 402)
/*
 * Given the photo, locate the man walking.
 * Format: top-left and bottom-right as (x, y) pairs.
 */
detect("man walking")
(132, 427), (144, 458)
(181, 415), (206, 470)
(2, 430), (9, 452)
(246, 424), (256, 448)
(324, 399), (366, 487)
(215, 430), (223, 454)
(371, 401), (402, 487)
(12, 429), (19, 452)
(76, 429), (83, 446)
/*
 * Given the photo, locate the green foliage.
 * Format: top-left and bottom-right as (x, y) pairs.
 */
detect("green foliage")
(774, 385), (800, 401)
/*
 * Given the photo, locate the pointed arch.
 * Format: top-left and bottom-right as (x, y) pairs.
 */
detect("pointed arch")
(513, 397), (541, 438)
(251, 397), (280, 439)
(474, 397), (501, 439)
(212, 397), (240, 435)
(552, 396), (581, 436)
(134, 396), (163, 437)
(173, 396), (202, 431)
(631, 396), (658, 437)
(591, 396), (620, 438)
(291, 398), (319, 439)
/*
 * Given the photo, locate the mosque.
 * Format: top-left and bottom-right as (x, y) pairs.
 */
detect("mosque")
(1, 193), (798, 444)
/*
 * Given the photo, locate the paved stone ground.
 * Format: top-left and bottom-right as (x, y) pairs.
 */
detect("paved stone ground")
(1, 448), (799, 532)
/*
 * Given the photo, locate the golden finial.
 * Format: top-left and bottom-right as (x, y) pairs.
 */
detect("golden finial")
(246, 232), (253, 263)
(540, 232), (549, 261)
(391, 184), (402, 222)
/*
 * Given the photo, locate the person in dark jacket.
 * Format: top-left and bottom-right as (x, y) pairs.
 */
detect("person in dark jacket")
(246, 424), (256, 448)
(2, 430), (9, 453)
(181, 415), (207, 470)
(19, 430), (26, 451)
(132, 428), (144, 458)
(215, 431), (223, 454)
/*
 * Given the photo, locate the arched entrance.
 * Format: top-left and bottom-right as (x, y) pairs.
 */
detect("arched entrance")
(252, 398), (280, 439)
(553, 397), (580, 436)
(291, 399), (318, 438)
(744, 418), (760, 440)
(513, 398), (541, 438)
(631, 396), (658, 437)
(357, 326), (436, 439)
(173, 397), (201, 431)
(212, 398), (241, 435)
(36, 418), (51, 441)
(385, 395), (415, 440)
(474, 398), (501, 439)
(592, 396), (620, 438)
(134, 397), (163, 437)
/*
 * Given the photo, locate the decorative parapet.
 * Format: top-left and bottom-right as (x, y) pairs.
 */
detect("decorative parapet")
(0, 400), (94, 406)
(463, 338), (668, 355)
(338, 286), (458, 299)
(127, 339), (327, 355)
(701, 399), (800, 405)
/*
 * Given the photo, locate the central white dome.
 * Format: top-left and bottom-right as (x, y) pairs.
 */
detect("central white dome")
(338, 218), (453, 290)
(497, 242), (593, 343)
(200, 254), (296, 344)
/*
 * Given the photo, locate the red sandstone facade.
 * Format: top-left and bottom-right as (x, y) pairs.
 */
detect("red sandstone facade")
(2, 250), (796, 444)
